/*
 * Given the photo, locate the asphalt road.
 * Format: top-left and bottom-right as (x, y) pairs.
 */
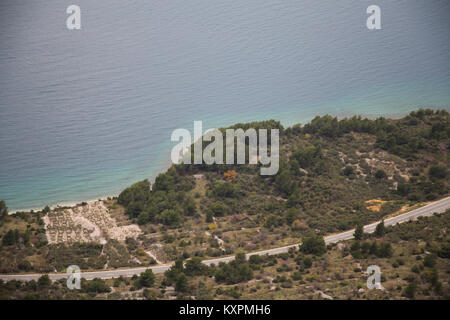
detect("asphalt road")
(1, 196), (449, 282)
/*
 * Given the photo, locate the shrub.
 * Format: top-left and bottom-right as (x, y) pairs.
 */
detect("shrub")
(402, 282), (417, 299)
(437, 242), (450, 259)
(300, 236), (326, 255)
(303, 257), (313, 268)
(137, 269), (155, 288)
(175, 274), (189, 293)
(376, 243), (393, 258)
(292, 219), (308, 230)
(354, 224), (364, 240)
(160, 209), (182, 227)
(208, 201), (229, 217)
(423, 254), (436, 268)
(184, 257), (210, 276)
(374, 220), (385, 237)
(285, 208), (299, 224)
(374, 169), (387, 179)
(215, 254), (253, 284)
(429, 166), (447, 179)
(37, 275), (51, 287)
(212, 181), (239, 198)
(2, 229), (19, 246)
(292, 271), (303, 281)
(85, 278), (111, 293)
(343, 166), (354, 176)
(0, 200), (7, 219)
(208, 223), (218, 230)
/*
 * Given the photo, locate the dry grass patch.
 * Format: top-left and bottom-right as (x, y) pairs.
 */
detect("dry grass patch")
(365, 199), (388, 212)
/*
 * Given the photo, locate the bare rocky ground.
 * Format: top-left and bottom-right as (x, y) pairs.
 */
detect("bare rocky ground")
(43, 201), (141, 245)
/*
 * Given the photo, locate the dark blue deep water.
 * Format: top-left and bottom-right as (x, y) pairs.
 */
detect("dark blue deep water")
(1, 0), (449, 211)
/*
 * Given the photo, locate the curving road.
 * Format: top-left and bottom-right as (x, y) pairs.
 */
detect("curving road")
(1, 196), (449, 282)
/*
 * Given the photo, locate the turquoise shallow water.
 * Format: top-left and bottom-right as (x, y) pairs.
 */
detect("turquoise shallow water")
(0, 1), (449, 211)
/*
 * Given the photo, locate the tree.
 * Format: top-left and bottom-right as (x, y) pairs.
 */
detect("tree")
(343, 166), (354, 176)
(275, 170), (296, 196)
(291, 145), (321, 168)
(214, 254), (253, 285)
(23, 230), (31, 245)
(285, 208), (299, 225)
(143, 288), (157, 300)
(85, 278), (111, 293)
(248, 255), (263, 265)
(374, 220), (385, 237)
(118, 180), (150, 208)
(153, 168), (181, 192)
(287, 188), (302, 207)
(429, 165), (447, 179)
(299, 236), (326, 255)
(423, 254), (436, 268)
(304, 115), (340, 138)
(2, 229), (19, 246)
(138, 269), (155, 288)
(397, 183), (410, 196)
(289, 159), (300, 175)
(354, 223), (364, 240)
(376, 243), (393, 258)
(184, 257), (209, 276)
(195, 281), (213, 300)
(437, 243), (450, 259)
(160, 209), (182, 227)
(137, 211), (150, 225)
(208, 201), (229, 217)
(164, 259), (184, 285)
(234, 252), (246, 264)
(212, 181), (238, 198)
(183, 197), (196, 216)
(175, 274), (189, 293)
(374, 169), (386, 179)
(205, 211), (214, 223)
(37, 275), (51, 287)
(303, 257), (313, 268)
(0, 201), (7, 219)
(264, 214), (283, 229)
(402, 282), (417, 299)
(113, 278), (122, 287)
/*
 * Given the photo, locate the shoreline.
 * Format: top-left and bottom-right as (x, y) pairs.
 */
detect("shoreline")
(9, 151), (175, 215)
(9, 197), (116, 215)
(7, 108), (446, 214)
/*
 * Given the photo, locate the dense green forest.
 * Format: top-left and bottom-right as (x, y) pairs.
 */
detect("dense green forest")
(117, 109), (448, 231)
